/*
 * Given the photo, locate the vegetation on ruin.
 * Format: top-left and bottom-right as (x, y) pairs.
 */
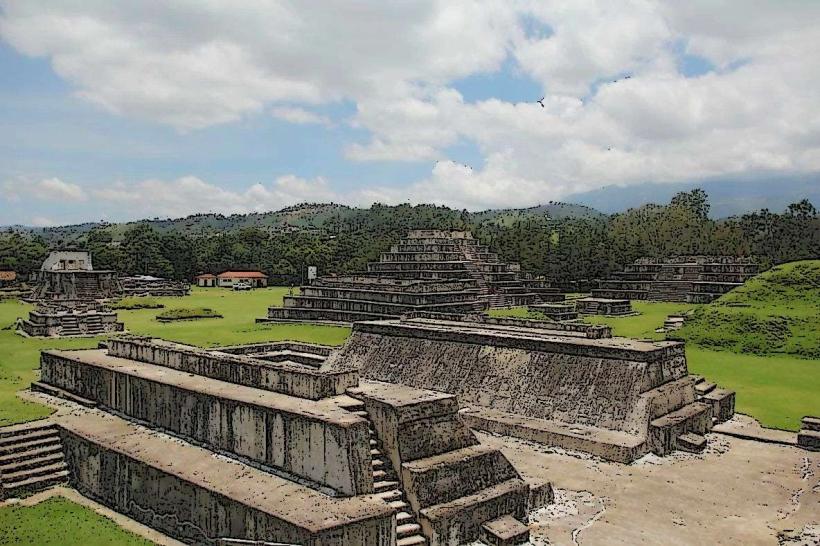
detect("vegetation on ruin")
(155, 306), (223, 321)
(0, 287), (349, 427)
(0, 496), (153, 545)
(674, 260), (820, 358)
(2, 191), (818, 286)
(109, 296), (164, 310)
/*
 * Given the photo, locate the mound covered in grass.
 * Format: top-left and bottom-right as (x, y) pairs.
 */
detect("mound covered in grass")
(110, 297), (164, 310)
(676, 260), (820, 357)
(156, 307), (223, 321)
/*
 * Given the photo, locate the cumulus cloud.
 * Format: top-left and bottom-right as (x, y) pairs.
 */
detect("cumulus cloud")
(1, 0), (819, 211)
(271, 106), (332, 127)
(1, 177), (87, 202)
(91, 175), (339, 218)
(30, 216), (57, 227)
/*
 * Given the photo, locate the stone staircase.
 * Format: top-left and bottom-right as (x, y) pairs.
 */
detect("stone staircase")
(84, 314), (105, 335)
(59, 315), (82, 336)
(0, 420), (68, 500)
(74, 275), (102, 299)
(345, 401), (428, 546)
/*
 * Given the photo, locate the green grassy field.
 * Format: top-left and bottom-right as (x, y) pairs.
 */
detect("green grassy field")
(0, 287), (349, 427)
(0, 497), (153, 546)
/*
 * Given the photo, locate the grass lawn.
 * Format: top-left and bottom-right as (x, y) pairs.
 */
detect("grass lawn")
(0, 286), (349, 427)
(0, 497), (153, 546)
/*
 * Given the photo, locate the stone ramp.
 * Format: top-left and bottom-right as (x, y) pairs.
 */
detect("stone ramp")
(324, 316), (728, 462)
(348, 380), (530, 546)
(54, 410), (394, 545)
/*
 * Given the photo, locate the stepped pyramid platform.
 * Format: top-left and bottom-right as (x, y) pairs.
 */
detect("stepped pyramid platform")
(264, 230), (562, 325)
(593, 256), (760, 303)
(18, 302), (124, 338)
(31, 334), (537, 545)
(21, 250), (125, 338)
(32, 269), (123, 302)
(322, 314), (734, 463)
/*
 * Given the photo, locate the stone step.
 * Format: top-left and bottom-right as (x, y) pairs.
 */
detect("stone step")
(0, 451), (64, 474)
(352, 410), (369, 417)
(1, 460), (67, 482)
(372, 469), (387, 481)
(676, 432), (707, 453)
(397, 522), (423, 539)
(695, 382), (716, 396)
(0, 421), (57, 440)
(389, 499), (410, 511)
(401, 444), (518, 509)
(0, 427), (58, 447)
(370, 448), (382, 457)
(396, 511), (413, 524)
(480, 514), (530, 546)
(371, 459), (384, 469)
(369, 439), (377, 447)
(0, 435), (61, 456)
(801, 416), (820, 432)
(0, 443), (63, 465)
(31, 381), (98, 408)
(797, 429), (820, 451)
(396, 535), (427, 546)
(373, 480), (398, 493)
(419, 478), (528, 543)
(1, 469), (69, 497)
(375, 489), (403, 502)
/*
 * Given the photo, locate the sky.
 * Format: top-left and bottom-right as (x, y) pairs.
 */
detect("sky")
(0, 1), (819, 226)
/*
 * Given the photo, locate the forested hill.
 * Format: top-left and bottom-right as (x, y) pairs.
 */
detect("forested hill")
(2, 191), (817, 285)
(8, 201), (602, 244)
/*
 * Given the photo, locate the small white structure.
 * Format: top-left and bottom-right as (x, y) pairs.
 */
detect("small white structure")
(41, 251), (93, 271)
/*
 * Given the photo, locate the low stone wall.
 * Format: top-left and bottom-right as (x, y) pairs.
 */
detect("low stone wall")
(108, 337), (357, 400)
(42, 349), (372, 495)
(57, 411), (393, 545)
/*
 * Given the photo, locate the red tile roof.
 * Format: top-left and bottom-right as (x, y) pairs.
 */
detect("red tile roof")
(194, 273), (216, 279)
(217, 271), (267, 279)
(0, 271), (16, 281)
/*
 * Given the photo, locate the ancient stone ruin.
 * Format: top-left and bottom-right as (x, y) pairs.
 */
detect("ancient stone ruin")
(574, 297), (634, 316)
(120, 275), (190, 297)
(593, 256), (760, 303)
(18, 250), (125, 338)
(263, 230), (562, 324)
(323, 313), (735, 463)
(27, 335), (550, 545)
(31, 250), (123, 302)
(18, 302), (124, 337)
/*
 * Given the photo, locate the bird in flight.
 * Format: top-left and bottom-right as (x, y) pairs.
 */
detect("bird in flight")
(537, 97), (545, 108)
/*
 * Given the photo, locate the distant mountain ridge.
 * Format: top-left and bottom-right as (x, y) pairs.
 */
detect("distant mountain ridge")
(565, 172), (820, 218)
(4, 201), (603, 244)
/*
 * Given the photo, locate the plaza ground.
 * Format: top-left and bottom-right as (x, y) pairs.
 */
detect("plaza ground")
(0, 286), (818, 544)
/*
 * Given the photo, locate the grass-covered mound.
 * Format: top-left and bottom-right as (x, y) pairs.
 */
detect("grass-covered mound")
(676, 260), (820, 357)
(110, 297), (164, 310)
(156, 307), (223, 321)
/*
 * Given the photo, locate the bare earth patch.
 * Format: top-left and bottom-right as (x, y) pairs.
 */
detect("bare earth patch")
(477, 430), (820, 545)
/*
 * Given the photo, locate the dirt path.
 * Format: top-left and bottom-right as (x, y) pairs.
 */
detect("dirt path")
(478, 429), (820, 545)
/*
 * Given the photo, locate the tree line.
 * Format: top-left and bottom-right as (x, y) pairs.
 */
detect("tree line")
(1, 190), (818, 285)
